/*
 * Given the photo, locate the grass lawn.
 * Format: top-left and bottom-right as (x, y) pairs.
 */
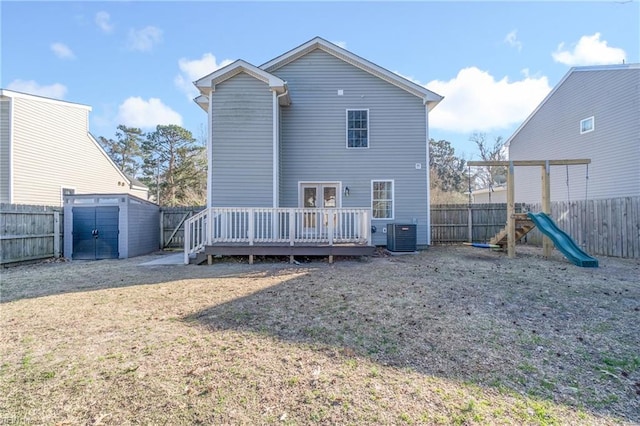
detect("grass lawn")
(1, 245), (639, 425)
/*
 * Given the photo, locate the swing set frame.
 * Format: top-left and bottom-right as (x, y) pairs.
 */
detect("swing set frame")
(467, 159), (591, 258)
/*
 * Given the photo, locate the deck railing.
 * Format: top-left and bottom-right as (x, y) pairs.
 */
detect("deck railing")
(184, 207), (372, 264)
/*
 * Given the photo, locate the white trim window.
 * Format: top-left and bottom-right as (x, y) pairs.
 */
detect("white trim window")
(61, 187), (75, 205)
(371, 180), (394, 219)
(580, 116), (594, 134)
(346, 109), (369, 148)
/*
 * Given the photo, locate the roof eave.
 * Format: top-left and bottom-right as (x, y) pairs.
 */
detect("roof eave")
(194, 59), (286, 97)
(260, 36), (443, 106)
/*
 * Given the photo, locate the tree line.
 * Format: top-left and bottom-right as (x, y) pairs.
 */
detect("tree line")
(98, 125), (505, 207)
(429, 133), (507, 204)
(97, 124), (206, 206)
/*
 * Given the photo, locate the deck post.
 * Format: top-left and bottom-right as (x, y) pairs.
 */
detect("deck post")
(208, 254), (213, 265)
(364, 211), (372, 246)
(207, 208), (213, 246)
(328, 211), (334, 246)
(289, 210), (295, 246)
(184, 220), (191, 265)
(248, 208), (254, 246)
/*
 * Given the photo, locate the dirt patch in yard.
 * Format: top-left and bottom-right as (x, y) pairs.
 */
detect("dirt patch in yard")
(1, 246), (639, 425)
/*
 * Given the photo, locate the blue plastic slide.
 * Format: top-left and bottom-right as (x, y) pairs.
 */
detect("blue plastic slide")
(527, 212), (598, 267)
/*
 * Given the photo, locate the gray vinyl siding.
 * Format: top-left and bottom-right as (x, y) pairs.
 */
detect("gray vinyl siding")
(509, 68), (640, 203)
(0, 99), (10, 203)
(10, 96), (139, 206)
(126, 197), (160, 257)
(273, 50), (429, 245)
(63, 194), (158, 259)
(211, 72), (274, 207)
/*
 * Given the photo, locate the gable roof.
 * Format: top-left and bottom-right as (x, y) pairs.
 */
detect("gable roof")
(506, 63), (640, 147)
(194, 59), (290, 111)
(0, 88), (92, 111)
(260, 37), (443, 111)
(0, 89), (147, 193)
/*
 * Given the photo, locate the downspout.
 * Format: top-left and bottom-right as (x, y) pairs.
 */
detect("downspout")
(207, 89), (214, 209)
(273, 86), (289, 208)
(424, 99), (431, 246)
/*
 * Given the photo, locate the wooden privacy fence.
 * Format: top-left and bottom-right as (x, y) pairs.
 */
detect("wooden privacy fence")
(2, 197), (638, 264)
(0, 203), (63, 265)
(430, 197), (639, 259)
(160, 206), (205, 249)
(525, 196), (639, 259)
(430, 203), (526, 244)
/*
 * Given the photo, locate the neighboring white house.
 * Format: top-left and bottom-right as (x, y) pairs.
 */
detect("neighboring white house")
(471, 185), (507, 204)
(507, 64), (640, 204)
(0, 89), (148, 206)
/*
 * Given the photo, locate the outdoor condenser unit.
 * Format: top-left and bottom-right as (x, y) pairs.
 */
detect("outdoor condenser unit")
(386, 223), (417, 252)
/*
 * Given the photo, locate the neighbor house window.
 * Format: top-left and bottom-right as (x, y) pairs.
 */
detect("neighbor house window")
(372, 180), (393, 219)
(580, 116), (594, 134)
(61, 187), (75, 205)
(347, 109), (369, 148)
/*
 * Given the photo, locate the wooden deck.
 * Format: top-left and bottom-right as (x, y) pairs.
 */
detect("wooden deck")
(184, 207), (373, 264)
(190, 242), (376, 265)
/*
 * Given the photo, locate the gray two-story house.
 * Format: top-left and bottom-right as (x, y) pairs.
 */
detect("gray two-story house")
(184, 37), (442, 263)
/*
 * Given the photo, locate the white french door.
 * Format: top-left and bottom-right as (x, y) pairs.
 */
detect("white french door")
(299, 183), (340, 235)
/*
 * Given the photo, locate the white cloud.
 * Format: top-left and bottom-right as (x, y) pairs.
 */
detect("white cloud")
(174, 53), (234, 99)
(552, 33), (626, 66)
(116, 97), (182, 128)
(423, 67), (551, 133)
(95, 11), (113, 33)
(504, 30), (522, 52)
(127, 26), (163, 52)
(6, 80), (68, 99)
(51, 42), (75, 59)
(332, 40), (347, 49)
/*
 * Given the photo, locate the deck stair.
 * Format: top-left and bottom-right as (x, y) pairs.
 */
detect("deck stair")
(490, 213), (536, 247)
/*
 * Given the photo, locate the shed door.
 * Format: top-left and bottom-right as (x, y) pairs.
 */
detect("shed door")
(72, 207), (119, 260)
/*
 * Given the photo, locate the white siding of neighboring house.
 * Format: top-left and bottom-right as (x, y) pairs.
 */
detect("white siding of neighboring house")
(509, 66), (640, 204)
(472, 187), (507, 204)
(9, 94), (145, 206)
(0, 98), (11, 202)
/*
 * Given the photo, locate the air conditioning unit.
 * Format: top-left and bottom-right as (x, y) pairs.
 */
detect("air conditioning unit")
(387, 224), (417, 252)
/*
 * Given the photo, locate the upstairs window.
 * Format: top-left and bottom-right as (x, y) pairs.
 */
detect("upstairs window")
(580, 116), (594, 134)
(347, 109), (369, 148)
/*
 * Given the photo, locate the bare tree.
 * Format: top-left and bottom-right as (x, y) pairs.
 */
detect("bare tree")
(469, 133), (507, 191)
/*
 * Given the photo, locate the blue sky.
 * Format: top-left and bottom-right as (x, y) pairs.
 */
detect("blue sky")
(2, 1), (638, 158)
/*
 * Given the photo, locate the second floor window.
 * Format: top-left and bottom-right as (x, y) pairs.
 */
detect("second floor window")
(347, 109), (369, 148)
(580, 116), (594, 134)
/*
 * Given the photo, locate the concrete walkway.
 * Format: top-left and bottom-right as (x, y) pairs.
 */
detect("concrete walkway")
(138, 252), (185, 266)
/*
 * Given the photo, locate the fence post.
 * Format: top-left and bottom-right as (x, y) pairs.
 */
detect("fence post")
(53, 211), (61, 258)
(159, 210), (164, 249)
